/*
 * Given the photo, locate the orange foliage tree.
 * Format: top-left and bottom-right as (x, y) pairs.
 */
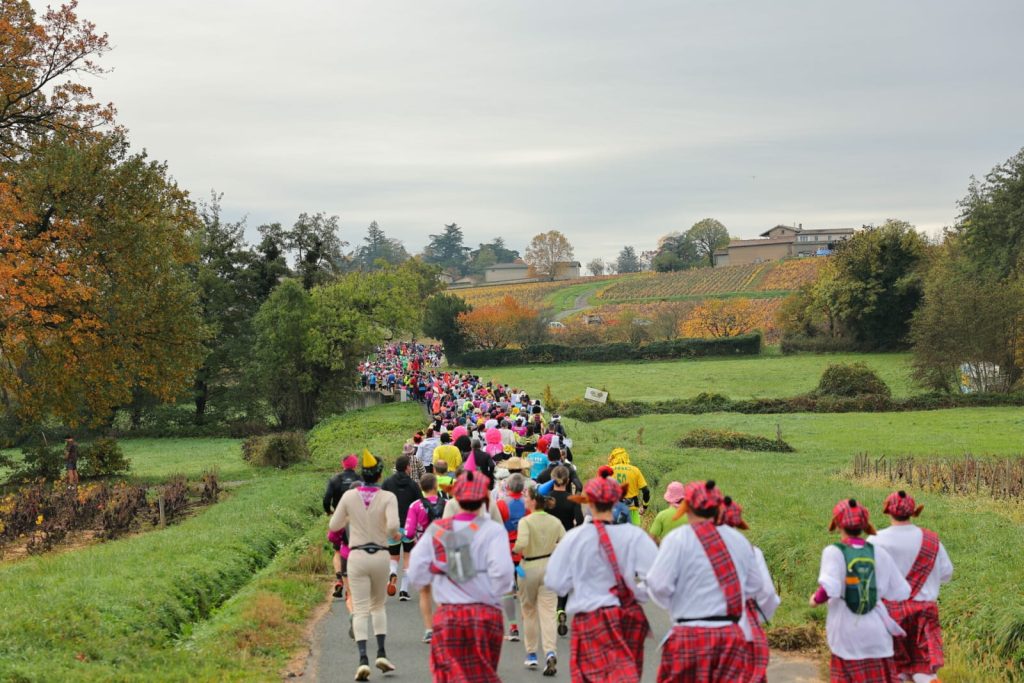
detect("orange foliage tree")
(457, 295), (541, 349)
(682, 298), (771, 338)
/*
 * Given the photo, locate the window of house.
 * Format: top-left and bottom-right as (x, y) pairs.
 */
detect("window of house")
(798, 235), (808, 242)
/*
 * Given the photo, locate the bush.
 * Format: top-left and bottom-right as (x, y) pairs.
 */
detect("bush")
(677, 428), (794, 452)
(780, 335), (872, 354)
(154, 476), (190, 524)
(242, 432), (310, 468)
(101, 483), (149, 538)
(816, 362), (892, 398)
(79, 437), (132, 478)
(9, 444), (64, 482)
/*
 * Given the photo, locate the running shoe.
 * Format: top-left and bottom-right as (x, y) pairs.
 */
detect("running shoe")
(557, 609), (568, 636)
(507, 625), (520, 642)
(398, 590), (410, 601)
(422, 629), (433, 644)
(375, 656), (396, 673)
(332, 581), (345, 599)
(354, 663), (371, 681)
(543, 652), (557, 677)
(524, 653), (538, 669)
(387, 573), (398, 596)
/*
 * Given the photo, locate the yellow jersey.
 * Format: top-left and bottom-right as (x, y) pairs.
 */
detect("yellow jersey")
(432, 444), (463, 471)
(611, 463), (647, 504)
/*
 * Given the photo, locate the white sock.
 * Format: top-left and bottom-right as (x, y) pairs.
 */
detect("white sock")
(400, 575), (409, 592)
(389, 560), (398, 575)
(911, 675), (937, 683)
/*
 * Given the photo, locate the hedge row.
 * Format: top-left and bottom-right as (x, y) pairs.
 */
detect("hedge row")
(678, 428), (795, 452)
(780, 334), (877, 354)
(558, 390), (1024, 422)
(451, 333), (762, 367)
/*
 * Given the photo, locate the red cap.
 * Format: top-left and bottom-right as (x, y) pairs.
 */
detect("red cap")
(830, 498), (876, 534)
(572, 471), (622, 506)
(718, 497), (749, 530)
(452, 470), (490, 503)
(537, 434), (552, 454)
(883, 490), (922, 518)
(684, 480), (724, 512)
(342, 454), (358, 470)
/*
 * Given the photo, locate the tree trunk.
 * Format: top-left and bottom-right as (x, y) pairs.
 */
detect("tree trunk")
(194, 376), (209, 426)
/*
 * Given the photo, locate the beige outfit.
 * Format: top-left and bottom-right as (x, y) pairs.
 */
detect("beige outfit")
(513, 511), (565, 656)
(443, 494), (503, 524)
(329, 487), (399, 641)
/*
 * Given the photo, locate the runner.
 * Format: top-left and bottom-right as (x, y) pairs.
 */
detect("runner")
(869, 491), (953, 683)
(809, 498), (910, 683)
(407, 471), (515, 683)
(648, 481), (687, 545)
(404, 473), (449, 644)
(544, 470), (658, 683)
(323, 454), (363, 598)
(513, 485), (566, 676)
(382, 455), (422, 601)
(329, 450), (401, 681)
(717, 496), (781, 683)
(538, 465), (583, 637)
(496, 473), (529, 642)
(647, 480), (762, 682)
(607, 447), (651, 525)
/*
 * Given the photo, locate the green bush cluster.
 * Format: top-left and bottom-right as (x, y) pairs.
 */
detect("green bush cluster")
(79, 437), (132, 478)
(450, 333), (762, 367)
(241, 432), (310, 468)
(5, 438), (132, 483)
(678, 428), (795, 452)
(815, 362), (892, 398)
(780, 335), (874, 354)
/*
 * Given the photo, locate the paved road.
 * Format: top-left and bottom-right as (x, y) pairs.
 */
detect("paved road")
(552, 292), (593, 322)
(303, 579), (821, 682)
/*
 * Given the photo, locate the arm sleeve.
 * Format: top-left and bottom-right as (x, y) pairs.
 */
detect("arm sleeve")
(753, 548), (781, 621)
(512, 517), (531, 554)
(630, 532), (660, 603)
(640, 486), (651, 505)
(487, 526), (516, 596)
(645, 531), (680, 609)
(817, 545), (845, 598)
(328, 494), (349, 532)
(497, 499), (510, 523)
(407, 527), (434, 590)
(386, 494), (400, 538)
(937, 543), (954, 585)
(405, 502), (421, 540)
(636, 468), (648, 490)
(544, 535), (573, 597)
(649, 513), (664, 540)
(323, 480), (335, 515)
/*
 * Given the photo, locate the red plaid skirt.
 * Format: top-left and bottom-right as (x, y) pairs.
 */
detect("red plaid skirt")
(657, 624), (750, 683)
(430, 603), (504, 683)
(571, 607), (639, 683)
(885, 599), (944, 675)
(746, 615), (769, 683)
(829, 655), (899, 683)
(621, 602), (651, 676)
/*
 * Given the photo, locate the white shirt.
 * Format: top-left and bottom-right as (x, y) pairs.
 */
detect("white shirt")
(646, 524), (762, 639)
(817, 541), (911, 660)
(868, 525), (953, 602)
(751, 546), (781, 623)
(443, 495), (503, 524)
(499, 428), (517, 448)
(406, 515), (515, 607)
(484, 418), (498, 430)
(416, 437), (439, 468)
(544, 522), (658, 615)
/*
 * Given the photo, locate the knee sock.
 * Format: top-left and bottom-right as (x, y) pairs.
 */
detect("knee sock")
(389, 559), (398, 575)
(357, 640), (368, 666)
(502, 594), (518, 625)
(376, 634), (387, 658)
(400, 575), (409, 592)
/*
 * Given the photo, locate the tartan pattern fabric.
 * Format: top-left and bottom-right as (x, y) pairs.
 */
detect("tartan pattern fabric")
(832, 499), (871, 531)
(452, 471), (490, 502)
(745, 598), (769, 683)
(693, 521), (743, 620)
(883, 490), (917, 517)
(829, 655), (899, 683)
(657, 624), (750, 683)
(905, 528), (940, 598)
(593, 520), (651, 674)
(719, 499), (746, 529)
(584, 475), (622, 504)
(684, 480), (724, 512)
(430, 603), (504, 683)
(570, 607), (639, 683)
(884, 599), (945, 675)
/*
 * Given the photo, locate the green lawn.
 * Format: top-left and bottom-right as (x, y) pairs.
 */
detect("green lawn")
(563, 407), (1024, 681)
(469, 352), (917, 401)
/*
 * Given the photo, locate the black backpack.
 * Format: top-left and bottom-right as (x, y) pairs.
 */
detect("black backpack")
(425, 494), (449, 524)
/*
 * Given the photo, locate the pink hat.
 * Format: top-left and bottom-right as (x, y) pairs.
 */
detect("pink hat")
(485, 428), (503, 456)
(342, 455), (358, 470)
(663, 481), (685, 505)
(451, 425), (469, 442)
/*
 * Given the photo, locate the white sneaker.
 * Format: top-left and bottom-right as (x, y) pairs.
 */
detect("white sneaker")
(376, 656), (396, 674)
(354, 664), (371, 681)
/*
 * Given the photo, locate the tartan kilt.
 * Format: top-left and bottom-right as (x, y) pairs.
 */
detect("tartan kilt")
(746, 618), (769, 683)
(571, 607), (639, 683)
(829, 655), (899, 683)
(620, 602), (651, 676)
(885, 599), (944, 675)
(431, 603), (504, 683)
(657, 624), (750, 683)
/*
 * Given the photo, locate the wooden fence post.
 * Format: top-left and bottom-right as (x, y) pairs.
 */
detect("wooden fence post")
(158, 495), (166, 528)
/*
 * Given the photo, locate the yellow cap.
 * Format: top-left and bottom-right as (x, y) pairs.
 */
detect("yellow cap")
(361, 449), (378, 469)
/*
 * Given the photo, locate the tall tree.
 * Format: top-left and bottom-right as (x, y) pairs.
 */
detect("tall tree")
(423, 294), (472, 356)
(423, 223), (470, 275)
(287, 212), (347, 289)
(354, 220), (409, 270)
(652, 232), (702, 272)
(616, 246), (642, 274)
(525, 230), (574, 281)
(687, 218), (730, 267)
(953, 147), (1024, 279)
(252, 222), (293, 299)
(586, 258), (606, 276)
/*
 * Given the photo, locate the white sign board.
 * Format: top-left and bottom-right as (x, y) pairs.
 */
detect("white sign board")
(584, 387), (609, 404)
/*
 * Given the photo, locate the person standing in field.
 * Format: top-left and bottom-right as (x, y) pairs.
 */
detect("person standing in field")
(544, 470), (658, 683)
(513, 485), (566, 676)
(647, 480), (763, 682)
(64, 435), (79, 486)
(407, 470), (515, 683)
(869, 491), (953, 683)
(329, 450), (400, 681)
(608, 447), (651, 525)
(809, 498), (910, 683)
(717, 496), (781, 683)
(648, 481), (687, 545)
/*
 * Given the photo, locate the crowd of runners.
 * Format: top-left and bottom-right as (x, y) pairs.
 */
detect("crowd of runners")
(325, 344), (953, 683)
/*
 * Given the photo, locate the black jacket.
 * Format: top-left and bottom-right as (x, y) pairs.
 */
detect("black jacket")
(536, 461), (583, 493)
(323, 469), (362, 514)
(382, 471), (422, 526)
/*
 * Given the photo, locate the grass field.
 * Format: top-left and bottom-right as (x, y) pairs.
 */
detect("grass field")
(562, 407), (1024, 681)
(467, 352), (917, 401)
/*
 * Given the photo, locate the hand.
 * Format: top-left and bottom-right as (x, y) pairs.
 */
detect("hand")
(391, 531), (402, 543)
(808, 592), (819, 608)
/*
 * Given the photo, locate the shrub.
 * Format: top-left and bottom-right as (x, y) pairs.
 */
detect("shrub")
(201, 471), (221, 504)
(101, 483), (149, 538)
(242, 432), (310, 468)
(79, 437), (132, 478)
(677, 428), (794, 452)
(780, 335), (872, 354)
(9, 444), (64, 482)
(815, 362), (892, 398)
(154, 476), (190, 524)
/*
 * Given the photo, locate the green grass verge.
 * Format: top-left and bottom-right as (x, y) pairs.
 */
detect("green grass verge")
(563, 408), (1024, 681)
(472, 352), (916, 401)
(544, 279), (614, 313)
(308, 401), (427, 470)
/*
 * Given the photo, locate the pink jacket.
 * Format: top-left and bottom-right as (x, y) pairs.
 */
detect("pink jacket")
(405, 495), (442, 541)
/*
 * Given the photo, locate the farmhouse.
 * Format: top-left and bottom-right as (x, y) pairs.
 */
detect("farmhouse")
(482, 260), (583, 284)
(714, 224), (855, 267)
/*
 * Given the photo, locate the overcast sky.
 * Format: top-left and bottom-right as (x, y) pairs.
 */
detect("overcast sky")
(65, 0), (1024, 264)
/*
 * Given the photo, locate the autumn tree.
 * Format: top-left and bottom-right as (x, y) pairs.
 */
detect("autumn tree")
(525, 230), (574, 281)
(687, 218), (730, 267)
(457, 296), (541, 349)
(683, 299), (766, 338)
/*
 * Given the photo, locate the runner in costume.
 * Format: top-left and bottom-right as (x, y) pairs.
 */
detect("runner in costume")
(324, 454), (363, 599)
(717, 496), (781, 683)
(607, 447), (651, 525)
(329, 450), (400, 681)
(869, 491), (953, 683)
(810, 498), (910, 683)
(647, 480), (761, 682)
(407, 471), (515, 683)
(544, 470), (658, 682)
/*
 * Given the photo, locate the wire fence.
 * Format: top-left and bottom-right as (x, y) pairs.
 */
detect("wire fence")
(851, 453), (1024, 500)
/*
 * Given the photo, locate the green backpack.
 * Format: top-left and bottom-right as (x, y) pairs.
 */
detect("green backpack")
(834, 542), (877, 615)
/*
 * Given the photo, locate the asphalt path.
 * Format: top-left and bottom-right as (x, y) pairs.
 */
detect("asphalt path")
(304, 575), (821, 682)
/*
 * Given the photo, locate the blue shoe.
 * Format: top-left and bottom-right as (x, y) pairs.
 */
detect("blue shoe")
(524, 653), (538, 669)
